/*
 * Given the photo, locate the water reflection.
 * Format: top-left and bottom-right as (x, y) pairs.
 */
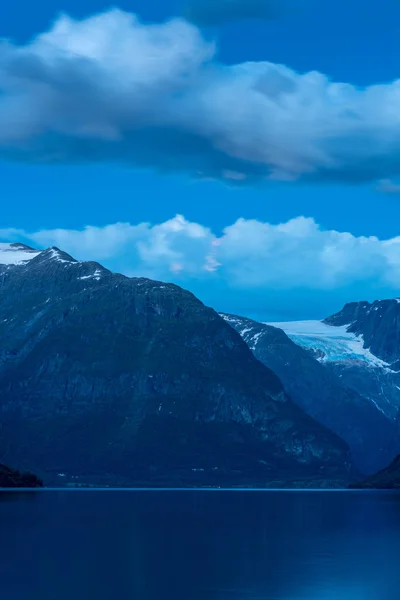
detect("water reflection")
(0, 490), (399, 600)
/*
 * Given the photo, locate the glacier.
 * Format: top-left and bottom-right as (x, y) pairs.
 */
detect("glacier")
(265, 320), (391, 369)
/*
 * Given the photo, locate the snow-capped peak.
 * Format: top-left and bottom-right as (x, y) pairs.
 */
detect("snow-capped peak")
(45, 247), (75, 264)
(0, 242), (41, 265)
(0, 242), (111, 285)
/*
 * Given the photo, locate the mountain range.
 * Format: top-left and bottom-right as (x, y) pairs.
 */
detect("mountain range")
(1, 241), (399, 488)
(0, 242), (353, 488)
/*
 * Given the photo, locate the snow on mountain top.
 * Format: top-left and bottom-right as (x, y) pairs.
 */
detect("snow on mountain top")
(266, 319), (391, 369)
(0, 243), (74, 267)
(0, 242), (41, 265)
(220, 314), (241, 323)
(47, 248), (74, 264)
(220, 314), (265, 351)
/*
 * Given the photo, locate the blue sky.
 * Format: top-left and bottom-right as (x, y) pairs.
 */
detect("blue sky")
(2, 0), (400, 320)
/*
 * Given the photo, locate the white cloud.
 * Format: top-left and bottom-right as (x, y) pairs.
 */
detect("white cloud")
(216, 217), (394, 289)
(27, 215), (216, 280)
(3, 214), (400, 294)
(1, 9), (400, 184)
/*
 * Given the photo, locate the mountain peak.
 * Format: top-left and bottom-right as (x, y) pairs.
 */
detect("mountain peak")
(325, 298), (400, 365)
(323, 301), (371, 328)
(39, 247), (77, 264)
(0, 242), (79, 268)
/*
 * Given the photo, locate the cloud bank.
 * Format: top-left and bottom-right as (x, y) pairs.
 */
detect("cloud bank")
(3, 214), (400, 319)
(1, 9), (400, 185)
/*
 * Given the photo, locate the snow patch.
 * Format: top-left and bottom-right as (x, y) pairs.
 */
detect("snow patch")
(78, 269), (102, 281)
(220, 314), (264, 349)
(249, 331), (263, 349)
(239, 327), (252, 336)
(220, 314), (242, 326)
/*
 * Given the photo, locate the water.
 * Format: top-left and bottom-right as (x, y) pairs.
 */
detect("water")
(1, 490), (400, 600)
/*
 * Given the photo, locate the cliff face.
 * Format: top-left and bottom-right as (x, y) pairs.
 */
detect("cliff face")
(0, 245), (354, 487)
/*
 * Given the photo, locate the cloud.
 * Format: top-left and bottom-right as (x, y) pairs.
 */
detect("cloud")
(3, 214), (400, 319)
(184, 0), (298, 26)
(376, 179), (400, 194)
(1, 9), (400, 184)
(27, 215), (216, 280)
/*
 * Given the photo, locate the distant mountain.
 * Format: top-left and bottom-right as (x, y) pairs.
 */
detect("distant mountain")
(262, 318), (400, 419)
(221, 314), (397, 475)
(0, 243), (354, 488)
(325, 300), (400, 366)
(0, 242), (41, 273)
(0, 463), (43, 488)
(263, 312), (400, 471)
(350, 455), (400, 489)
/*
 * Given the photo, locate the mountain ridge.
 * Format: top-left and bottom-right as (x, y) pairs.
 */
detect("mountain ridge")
(325, 299), (400, 366)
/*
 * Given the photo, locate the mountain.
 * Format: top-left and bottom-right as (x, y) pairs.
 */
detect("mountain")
(265, 313), (400, 440)
(0, 463), (43, 488)
(350, 455), (400, 489)
(262, 318), (400, 419)
(0, 243), (354, 488)
(325, 299), (400, 366)
(321, 301), (400, 417)
(221, 314), (396, 475)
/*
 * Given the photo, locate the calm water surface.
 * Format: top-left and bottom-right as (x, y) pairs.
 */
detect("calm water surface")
(1, 490), (400, 599)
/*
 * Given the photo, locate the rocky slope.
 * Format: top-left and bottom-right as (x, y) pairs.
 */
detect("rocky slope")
(0, 243), (354, 487)
(221, 314), (397, 475)
(325, 299), (400, 367)
(350, 455), (400, 489)
(0, 463), (43, 488)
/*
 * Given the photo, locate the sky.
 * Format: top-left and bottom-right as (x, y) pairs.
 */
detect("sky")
(1, 0), (400, 320)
